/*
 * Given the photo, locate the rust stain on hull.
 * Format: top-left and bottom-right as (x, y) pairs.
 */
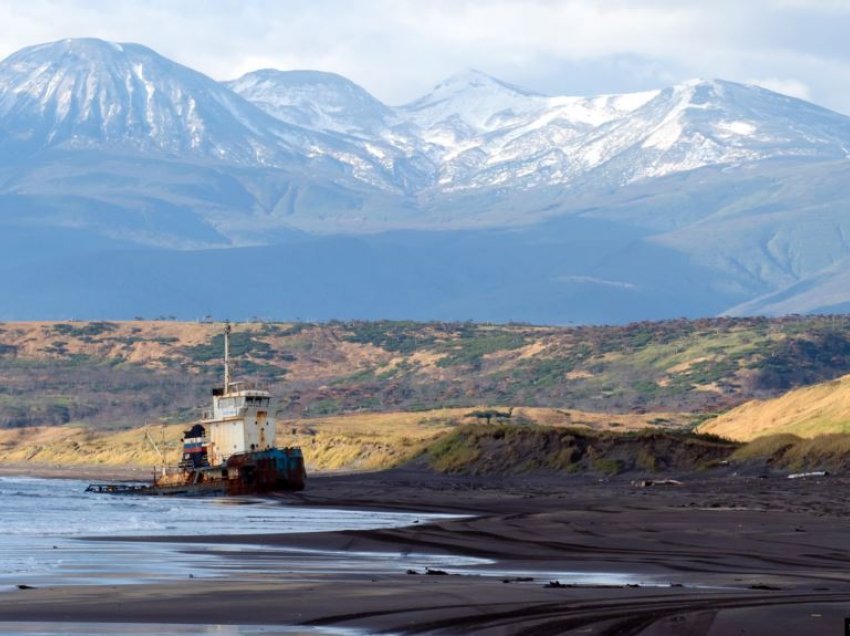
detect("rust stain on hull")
(86, 323), (307, 497)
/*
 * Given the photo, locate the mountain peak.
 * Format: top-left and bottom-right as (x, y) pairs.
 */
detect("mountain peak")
(401, 69), (545, 136)
(679, 77), (722, 88)
(0, 37), (293, 163)
(56, 37), (123, 51)
(233, 68), (360, 89)
(5, 37), (157, 65)
(226, 68), (390, 136)
(428, 69), (540, 99)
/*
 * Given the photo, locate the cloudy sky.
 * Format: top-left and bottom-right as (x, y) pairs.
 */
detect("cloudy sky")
(0, 0), (848, 112)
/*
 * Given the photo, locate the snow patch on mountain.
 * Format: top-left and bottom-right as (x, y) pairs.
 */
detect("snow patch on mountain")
(0, 38), (300, 163)
(222, 61), (850, 195)
(400, 70), (544, 133)
(715, 120), (757, 137)
(225, 69), (393, 138)
(6, 38), (850, 200)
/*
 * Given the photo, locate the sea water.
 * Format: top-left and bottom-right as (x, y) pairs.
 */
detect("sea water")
(0, 476), (458, 634)
(0, 477), (681, 635)
(0, 476), (474, 589)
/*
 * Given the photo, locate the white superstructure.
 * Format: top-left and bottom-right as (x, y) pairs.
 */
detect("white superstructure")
(202, 324), (276, 466)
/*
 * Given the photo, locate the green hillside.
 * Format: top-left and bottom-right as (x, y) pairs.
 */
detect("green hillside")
(424, 425), (739, 475)
(2, 315), (850, 431)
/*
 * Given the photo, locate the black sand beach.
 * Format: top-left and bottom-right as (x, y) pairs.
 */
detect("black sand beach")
(1, 468), (850, 634)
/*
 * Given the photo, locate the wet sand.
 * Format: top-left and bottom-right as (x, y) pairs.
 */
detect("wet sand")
(0, 463), (151, 481)
(2, 468), (850, 634)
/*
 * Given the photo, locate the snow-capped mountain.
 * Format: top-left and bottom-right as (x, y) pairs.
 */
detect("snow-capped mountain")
(223, 68), (434, 191)
(225, 69), (393, 137)
(400, 69), (546, 134)
(4, 39), (848, 197)
(0, 38), (309, 164)
(3, 38), (850, 322)
(228, 67), (850, 194)
(0, 39), (414, 193)
(563, 79), (850, 185)
(403, 74), (850, 191)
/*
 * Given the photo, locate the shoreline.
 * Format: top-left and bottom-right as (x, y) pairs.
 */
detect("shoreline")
(2, 469), (850, 634)
(0, 463), (153, 482)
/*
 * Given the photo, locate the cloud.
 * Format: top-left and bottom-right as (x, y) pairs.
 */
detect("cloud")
(747, 78), (812, 101)
(0, 0), (848, 113)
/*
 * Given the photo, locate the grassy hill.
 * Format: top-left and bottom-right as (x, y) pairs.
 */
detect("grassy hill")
(421, 424), (850, 477)
(699, 374), (850, 441)
(729, 433), (850, 473)
(4, 315), (850, 432)
(424, 425), (739, 476)
(0, 406), (692, 473)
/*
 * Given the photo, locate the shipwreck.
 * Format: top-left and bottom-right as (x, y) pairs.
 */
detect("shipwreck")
(87, 323), (306, 496)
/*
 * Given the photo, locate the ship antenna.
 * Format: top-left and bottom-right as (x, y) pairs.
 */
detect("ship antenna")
(224, 321), (232, 392)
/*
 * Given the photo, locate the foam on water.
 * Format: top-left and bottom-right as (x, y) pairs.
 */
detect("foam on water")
(0, 477), (460, 588)
(0, 477), (440, 536)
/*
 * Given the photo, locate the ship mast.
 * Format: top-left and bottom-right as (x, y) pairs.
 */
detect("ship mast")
(224, 321), (232, 393)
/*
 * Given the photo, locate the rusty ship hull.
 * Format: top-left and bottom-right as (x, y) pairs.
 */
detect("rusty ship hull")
(88, 448), (306, 497)
(153, 447), (306, 496)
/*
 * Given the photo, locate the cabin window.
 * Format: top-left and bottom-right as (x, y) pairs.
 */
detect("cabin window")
(219, 397), (247, 410)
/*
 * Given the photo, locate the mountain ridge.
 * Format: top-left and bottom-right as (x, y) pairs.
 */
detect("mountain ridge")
(2, 38), (850, 321)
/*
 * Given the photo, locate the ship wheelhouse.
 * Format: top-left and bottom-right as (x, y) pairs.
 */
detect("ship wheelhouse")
(185, 322), (278, 467)
(203, 380), (276, 466)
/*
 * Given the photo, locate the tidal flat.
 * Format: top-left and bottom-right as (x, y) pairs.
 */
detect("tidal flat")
(1, 469), (849, 635)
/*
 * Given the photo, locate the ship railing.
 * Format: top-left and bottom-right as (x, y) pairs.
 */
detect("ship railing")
(154, 465), (186, 478)
(225, 381), (269, 393)
(201, 407), (265, 420)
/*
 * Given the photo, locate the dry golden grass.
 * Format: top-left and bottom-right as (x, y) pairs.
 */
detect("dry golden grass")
(698, 374), (850, 441)
(277, 408), (463, 471)
(482, 340), (548, 371)
(779, 434), (850, 470)
(0, 423), (185, 467)
(732, 432), (850, 472)
(665, 356), (713, 375)
(0, 406), (694, 473)
(509, 407), (693, 431)
(0, 320), (299, 368)
(426, 425), (739, 475)
(0, 321), (221, 367)
(730, 433), (802, 461)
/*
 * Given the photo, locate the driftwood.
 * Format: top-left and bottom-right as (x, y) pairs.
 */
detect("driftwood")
(632, 479), (683, 488)
(787, 471), (828, 479)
